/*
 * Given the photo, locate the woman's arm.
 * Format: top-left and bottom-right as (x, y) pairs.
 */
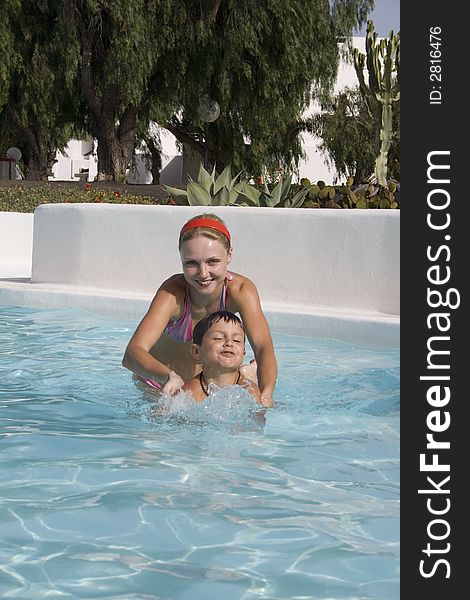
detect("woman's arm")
(240, 376), (263, 404)
(231, 277), (278, 407)
(122, 277), (185, 393)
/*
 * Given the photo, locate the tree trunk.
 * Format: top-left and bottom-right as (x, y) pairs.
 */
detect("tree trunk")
(7, 104), (57, 181)
(24, 149), (56, 181)
(164, 121), (226, 175)
(95, 123), (129, 182)
(74, 10), (138, 182)
(150, 159), (160, 185)
(145, 135), (162, 184)
(94, 109), (137, 182)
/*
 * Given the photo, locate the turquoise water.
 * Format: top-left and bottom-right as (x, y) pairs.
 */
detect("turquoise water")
(0, 304), (399, 599)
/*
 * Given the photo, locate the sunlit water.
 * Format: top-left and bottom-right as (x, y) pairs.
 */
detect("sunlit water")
(0, 305), (399, 599)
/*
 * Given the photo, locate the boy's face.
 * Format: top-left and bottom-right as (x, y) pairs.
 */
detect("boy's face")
(192, 319), (245, 371)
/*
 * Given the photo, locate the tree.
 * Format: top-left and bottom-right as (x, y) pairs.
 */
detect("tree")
(0, 0), (21, 111)
(62, 0), (374, 181)
(0, 1), (82, 180)
(163, 0), (375, 177)
(307, 85), (400, 184)
(3, 0), (374, 181)
(60, 0), (221, 181)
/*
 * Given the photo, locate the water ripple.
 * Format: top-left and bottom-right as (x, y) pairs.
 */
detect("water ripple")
(0, 304), (399, 599)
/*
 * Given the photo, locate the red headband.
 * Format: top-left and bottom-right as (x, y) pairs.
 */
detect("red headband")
(179, 218), (231, 243)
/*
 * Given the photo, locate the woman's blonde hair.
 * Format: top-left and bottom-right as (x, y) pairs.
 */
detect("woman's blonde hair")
(178, 213), (231, 252)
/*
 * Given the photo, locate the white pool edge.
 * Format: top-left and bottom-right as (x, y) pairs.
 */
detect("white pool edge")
(1, 206), (399, 348)
(0, 278), (399, 349)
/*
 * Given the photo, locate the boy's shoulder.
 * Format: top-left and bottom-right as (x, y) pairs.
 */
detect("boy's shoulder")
(183, 373), (261, 403)
(182, 375), (205, 401)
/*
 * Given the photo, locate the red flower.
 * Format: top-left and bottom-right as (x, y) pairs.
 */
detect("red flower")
(167, 198), (176, 205)
(95, 197), (100, 202)
(256, 176), (263, 185)
(84, 183), (92, 191)
(113, 191), (121, 197)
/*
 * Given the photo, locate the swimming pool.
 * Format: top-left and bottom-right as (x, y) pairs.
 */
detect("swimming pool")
(0, 304), (399, 599)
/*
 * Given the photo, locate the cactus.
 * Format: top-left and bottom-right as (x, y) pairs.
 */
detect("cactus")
(163, 162), (398, 210)
(335, 176), (399, 209)
(353, 21), (400, 187)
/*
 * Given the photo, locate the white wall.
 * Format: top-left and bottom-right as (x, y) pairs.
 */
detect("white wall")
(0, 212), (34, 277)
(51, 138), (98, 182)
(31, 204), (399, 317)
(298, 38), (366, 184)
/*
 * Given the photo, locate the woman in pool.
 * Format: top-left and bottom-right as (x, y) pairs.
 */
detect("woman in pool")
(122, 213), (277, 407)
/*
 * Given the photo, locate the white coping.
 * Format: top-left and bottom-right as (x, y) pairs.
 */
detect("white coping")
(0, 280), (399, 348)
(0, 205), (399, 348)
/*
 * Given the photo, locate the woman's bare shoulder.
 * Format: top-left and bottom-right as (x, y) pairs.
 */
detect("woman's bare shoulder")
(159, 273), (186, 293)
(227, 272), (257, 295)
(144, 274), (185, 318)
(226, 273), (261, 317)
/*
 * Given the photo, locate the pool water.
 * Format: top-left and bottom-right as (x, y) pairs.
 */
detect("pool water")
(0, 305), (399, 599)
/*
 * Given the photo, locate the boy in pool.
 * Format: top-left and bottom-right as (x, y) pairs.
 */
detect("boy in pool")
(182, 310), (263, 404)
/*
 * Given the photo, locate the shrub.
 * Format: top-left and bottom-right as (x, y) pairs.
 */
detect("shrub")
(0, 183), (165, 213)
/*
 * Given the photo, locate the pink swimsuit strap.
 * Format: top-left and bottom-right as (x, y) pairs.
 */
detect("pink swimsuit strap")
(139, 377), (163, 390)
(163, 273), (232, 343)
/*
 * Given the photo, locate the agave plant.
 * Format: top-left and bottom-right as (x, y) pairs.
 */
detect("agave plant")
(162, 164), (244, 206)
(257, 175), (309, 208)
(163, 163), (310, 208)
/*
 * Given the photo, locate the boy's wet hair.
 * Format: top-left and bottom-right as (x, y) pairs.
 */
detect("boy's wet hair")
(193, 310), (244, 346)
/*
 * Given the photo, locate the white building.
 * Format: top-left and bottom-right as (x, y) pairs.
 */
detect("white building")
(299, 37), (366, 183)
(48, 38), (366, 187)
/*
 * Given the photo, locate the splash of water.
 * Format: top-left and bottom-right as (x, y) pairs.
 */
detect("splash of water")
(148, 384), (265, 432)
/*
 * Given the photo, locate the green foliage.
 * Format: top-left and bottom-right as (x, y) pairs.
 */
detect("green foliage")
(0, 1), (83, 179)
(0, 0), (21, 109)
(2, 1), (374, 181)
(163, 164), (241, 206)
(307, 86), (400, 184)
(1, 174), (398, 214)
(256, 176), (309, 208)
(167, 0), (374, 178)
(353, 21), (400, 186)
(163, 163), (310, 208)
(300, 177), (399, 209)
(0, 183), (162, 213)
(164, 163), (399, 210)
(300, 178), (340, 208)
